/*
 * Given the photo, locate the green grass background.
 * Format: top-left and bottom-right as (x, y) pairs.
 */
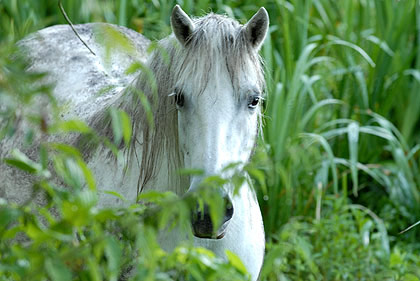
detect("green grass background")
(1, 0), (420, 280)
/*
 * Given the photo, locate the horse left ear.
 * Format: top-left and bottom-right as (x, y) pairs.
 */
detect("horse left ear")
(244, 7), (269, 50)
(171, 5), (195, 46)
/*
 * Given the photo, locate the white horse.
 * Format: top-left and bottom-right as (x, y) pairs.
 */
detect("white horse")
(0, 6), (269, 280)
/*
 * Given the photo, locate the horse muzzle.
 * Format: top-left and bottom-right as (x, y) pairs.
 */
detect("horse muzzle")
(191, 196), (234, 239)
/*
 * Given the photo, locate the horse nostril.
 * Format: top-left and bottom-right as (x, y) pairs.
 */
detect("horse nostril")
(191, 203), (213, 238)
(191, 196), (234, 239)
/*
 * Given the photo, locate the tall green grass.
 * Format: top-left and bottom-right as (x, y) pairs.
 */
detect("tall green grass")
(255, 0), (420, 240)
(1, 0), (420, 279)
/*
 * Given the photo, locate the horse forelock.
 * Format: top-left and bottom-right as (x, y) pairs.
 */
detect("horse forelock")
(174, 13), (265, 97)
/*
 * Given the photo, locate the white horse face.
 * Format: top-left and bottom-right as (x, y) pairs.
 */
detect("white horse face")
(175, 62), (261, 239)
(170, 6), (269, 239)
(175, 63), (261, 187)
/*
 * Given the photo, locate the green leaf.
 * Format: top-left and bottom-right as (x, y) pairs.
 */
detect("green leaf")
(45, 257), (72, 281)
(225, 250), (248, 275)
(0, 206), (21, 230)
(51, 119), (92, 134)
(402, 274), (420, 281)
(94, 24), (136, 64)
(76, 158), (96, 191)
(4, 158), (37, 173)
(105, 236), (122, 281)
(87, 257), (102, 281)
(4, 149), (42, 174)
(109, 108), (132, 146)
(132, 87), (155, 129)
(177, 168), (204, 176)
(104, 191), (126, 202)
(137, 191), (177, 203)
(48, 142), (82, 158)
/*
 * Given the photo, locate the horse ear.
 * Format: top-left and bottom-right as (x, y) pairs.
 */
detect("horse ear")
(243, 7), (269, 50)
(171, 5), (195, 46)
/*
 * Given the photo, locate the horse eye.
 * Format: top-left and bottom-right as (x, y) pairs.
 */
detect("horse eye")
(248, 96), (260, 109)
(174, 90), (185, 108)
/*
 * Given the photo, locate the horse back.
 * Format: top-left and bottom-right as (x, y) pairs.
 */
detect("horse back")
(19, 23), (149, 119)
(0, 23), (150, 205)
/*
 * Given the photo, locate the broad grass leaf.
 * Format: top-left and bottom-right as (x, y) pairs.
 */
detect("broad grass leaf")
(302, 133), (338, 194)
(364, 34), (395, 56)
(347, 122), (359, 196)
(301, 99), (343, 129)
(326, 35), (375, 67)
(314, 160), (328, 190)
(403, 69), (420, 83)
(333, 158), (388, 188)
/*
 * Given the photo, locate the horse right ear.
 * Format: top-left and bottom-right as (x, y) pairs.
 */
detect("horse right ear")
(243, 7), (269, 50)
(171, 5), (195, 46)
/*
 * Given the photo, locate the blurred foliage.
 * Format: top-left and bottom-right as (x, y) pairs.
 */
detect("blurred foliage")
(261, 196), (420, 281)
(1, 0), (420, 280)
(0, 183), (249, 280)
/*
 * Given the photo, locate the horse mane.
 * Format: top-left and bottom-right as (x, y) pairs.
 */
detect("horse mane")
(78, 12), (266, 197)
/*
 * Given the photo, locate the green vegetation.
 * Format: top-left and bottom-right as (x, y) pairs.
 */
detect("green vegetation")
(1, 0), (420, 280)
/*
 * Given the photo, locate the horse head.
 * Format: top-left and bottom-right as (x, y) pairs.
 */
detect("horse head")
(169, 5), (269, 240)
